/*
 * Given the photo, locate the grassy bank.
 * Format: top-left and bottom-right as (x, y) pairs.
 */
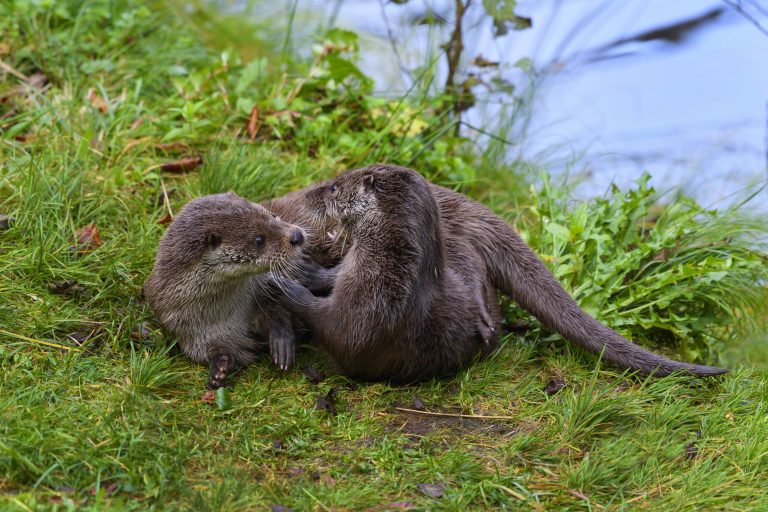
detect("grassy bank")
(2, 1), (768, 510)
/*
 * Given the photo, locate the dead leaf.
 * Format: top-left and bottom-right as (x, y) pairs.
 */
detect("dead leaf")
(157, 213), (174, 225)
(130, 322), (151, 341)
(202, 390), (215, 403)
(544, 377), (566, 396)
(315, 387), (338, 415)
(0, 214), (15, 230)
(417, 483), (445, 498)
(86, 88), (108, 113)
(568, 489), (590, 501)
(472, 55), (499, 67)
(155, 142), (189, 152)
(302, 366), (325, 385)
(247, 105), (261, 139)
(50, 280), (86, 296)
(159, 156), (203, 173)
(71, 224), (102, 254)
(412, 395), (425, 410)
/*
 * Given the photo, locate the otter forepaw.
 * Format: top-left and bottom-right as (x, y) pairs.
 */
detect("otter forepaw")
(297, 253), (338, 294)
(207, 353), (237, 390)
(269, 322), (297, 371)
(269, 276), (316, 309)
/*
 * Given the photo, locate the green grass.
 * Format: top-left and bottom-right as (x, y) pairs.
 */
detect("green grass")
(2, 1), (768, 510)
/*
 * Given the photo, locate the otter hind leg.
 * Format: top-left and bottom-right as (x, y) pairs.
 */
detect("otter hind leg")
(207, 352), (238, 390)
(473, 284), (495, 344)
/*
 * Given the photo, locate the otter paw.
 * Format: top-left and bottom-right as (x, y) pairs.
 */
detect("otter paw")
(207, 353), (237, 389)
(269, 327), (297, 371)
(477, 307), (495, 345)
(297, 253), (337, 293)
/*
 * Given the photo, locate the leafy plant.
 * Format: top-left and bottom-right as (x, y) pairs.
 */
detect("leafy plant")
(520, 173), (768, 363)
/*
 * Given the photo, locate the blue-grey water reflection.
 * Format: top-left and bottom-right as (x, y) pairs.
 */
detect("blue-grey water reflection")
(310, 0), (767, 211)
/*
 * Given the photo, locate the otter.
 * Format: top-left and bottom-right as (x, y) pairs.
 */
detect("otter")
(271, 164), (726, 378)
(272, 165), (499, 381)
(144, 192), (311, 389)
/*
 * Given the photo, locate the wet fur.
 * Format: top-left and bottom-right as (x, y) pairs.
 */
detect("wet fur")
(144, 192), (307, 388)
(274, 165), (499, 381)
(272, 164), (727, 379)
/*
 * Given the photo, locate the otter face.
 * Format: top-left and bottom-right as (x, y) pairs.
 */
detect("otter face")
(163, 192), (305, 279)
(306, 168), (380, 227)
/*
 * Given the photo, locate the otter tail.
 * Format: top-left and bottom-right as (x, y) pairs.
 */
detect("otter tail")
(474, 209), (727, 377)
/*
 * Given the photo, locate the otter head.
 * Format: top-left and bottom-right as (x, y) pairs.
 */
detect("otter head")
(159, 192), (305, 280)
(305, 165), (427, 232)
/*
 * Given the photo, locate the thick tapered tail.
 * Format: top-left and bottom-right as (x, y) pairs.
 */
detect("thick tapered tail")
(477, 212), (727, 377)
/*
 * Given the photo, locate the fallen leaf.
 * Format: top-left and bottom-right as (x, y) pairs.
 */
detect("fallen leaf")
(71, 224), (102, 254)
(544, 377), (566, 396)
(684, 429), (702, 460)
(155, 142), (189, 152)
(159, 156), (203, 173)
(315, 387), (338, 415)
(412, 395), (425, 410)
(684, 441), (698, 460)
(215, 387), (232, 410)
(130, 322), (151, 341)
(88, 482), (118, 496)
(472, 55), (499, 67)
(302, 366), (325, 385)
(386, 502), (415, 510)
(86, 88), (108, 113)
(247, 105), (261, 139)
(0, 214), (13, 230)
(66, 329), (97, 345)
(49, 280), (86, 296)
(157, 213), (174, 225)
(568, 489), (590, 501)
(417, 483), (445, 498)
(202, 390), (215, 403)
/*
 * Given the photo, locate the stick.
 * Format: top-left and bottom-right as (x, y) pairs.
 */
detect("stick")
(394, 407), (514, 420)
(0, 329), (81, 352)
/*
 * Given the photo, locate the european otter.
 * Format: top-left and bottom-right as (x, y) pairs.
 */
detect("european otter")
(272, 165), (500, 381)
(144, 192), (309, 389)
(272, 164), (727, 378)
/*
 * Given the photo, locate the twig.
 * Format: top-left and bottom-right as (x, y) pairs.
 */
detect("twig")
(394, 407), (514, 420)
(723, 0), (768, 38)
(0, 329), (81, 352)
(0, 60), (30, 82)
(160, 179), (174, 219)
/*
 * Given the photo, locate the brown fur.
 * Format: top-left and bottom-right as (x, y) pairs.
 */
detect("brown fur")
(272, 164), (727, 379)
(273, 165), (499, 381)
(144, 192), (308, 388)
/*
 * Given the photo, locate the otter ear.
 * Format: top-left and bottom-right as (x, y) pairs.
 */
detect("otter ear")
(363, 174), (376, 192)
(205, 232), (222, 248)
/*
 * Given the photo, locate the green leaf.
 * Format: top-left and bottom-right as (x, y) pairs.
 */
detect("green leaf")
(513, 57), (532, 72)
(235, 58), (266, 95)
(215, 387), (232, 411)
(546, 222), (571, 243)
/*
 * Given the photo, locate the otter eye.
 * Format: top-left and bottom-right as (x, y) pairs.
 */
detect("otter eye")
(329, 184), (338, 193)
(255, 235), (265, 247)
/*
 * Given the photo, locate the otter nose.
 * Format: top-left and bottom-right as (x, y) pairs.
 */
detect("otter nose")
(289, 229), (304, 246)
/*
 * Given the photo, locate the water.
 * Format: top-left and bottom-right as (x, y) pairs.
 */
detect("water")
(304, 0), (768, 212)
